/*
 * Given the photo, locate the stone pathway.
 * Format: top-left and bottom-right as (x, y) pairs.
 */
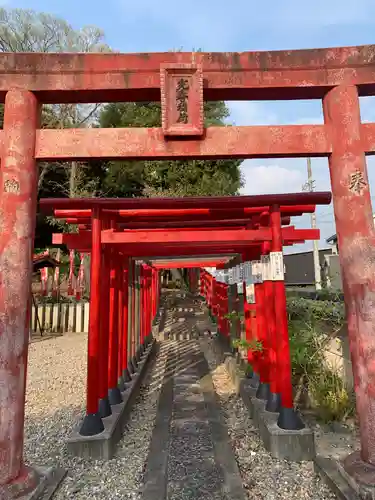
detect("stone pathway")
(142, 339), (246, 500)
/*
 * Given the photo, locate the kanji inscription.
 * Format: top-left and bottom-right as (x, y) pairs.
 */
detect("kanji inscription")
(4, 178), (20, 194)
(160, 63), (204, 137)
(176, 78), (189, 124)
(349, 169), (367, 195)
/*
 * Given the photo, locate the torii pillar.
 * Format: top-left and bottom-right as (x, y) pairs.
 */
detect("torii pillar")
(324, 85), (375, 481)
(0, 91), (40, 494)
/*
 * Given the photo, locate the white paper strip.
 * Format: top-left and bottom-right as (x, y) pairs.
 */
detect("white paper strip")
(270, 251), (284, 281)
(246, 283), (255, 304)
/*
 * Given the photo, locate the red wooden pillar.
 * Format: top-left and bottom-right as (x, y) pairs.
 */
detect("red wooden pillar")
(243, 280), (255, 366)
(108, 249), (122, 405)
(122, 257), (131, 382)
(0, 90), (40, 489)
(324, 85), (375, 470)
(98, 244), (112, 419)
(271, 206), (303, 429)
(139, 264), (144, 349)
(263, 240), (281, 413)
(127, 259), (136, 374)
(117, 258), (125, 391)
(80, 206), (105, 436)
(256, 250), (273, 402)
(130, 260), (137, 368)
(253, 264), (266, 389)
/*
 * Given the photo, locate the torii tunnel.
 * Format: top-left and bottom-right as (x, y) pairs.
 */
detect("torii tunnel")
(35, 191), (329, 439)
(2, 44), (375, 494)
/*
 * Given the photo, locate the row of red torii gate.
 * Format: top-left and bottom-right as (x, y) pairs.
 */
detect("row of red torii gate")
(1, 44), (375, 494)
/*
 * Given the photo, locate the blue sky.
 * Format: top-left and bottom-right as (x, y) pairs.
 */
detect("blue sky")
(3, 0), (375, 253)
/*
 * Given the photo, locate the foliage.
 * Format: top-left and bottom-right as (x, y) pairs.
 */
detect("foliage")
(287, 297), (345, 329)
(308, 369), (355, 423)
(99, 101), (243, 198)
(224, 310), (244, 322)
(286, 296), (354, 423)
(232, 337), (263, 352)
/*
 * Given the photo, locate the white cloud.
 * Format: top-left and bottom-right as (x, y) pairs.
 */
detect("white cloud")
(240, 162), (305, 195)
(227, 101), (277, 126)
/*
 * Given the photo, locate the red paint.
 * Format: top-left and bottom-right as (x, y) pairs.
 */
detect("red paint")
(0, 45), (374, 104)
(0, 90), (39, 486)
(253, 282), (266, 379)
(271, 206), (294, 408)
(99, 247), (110, 401)
(108, 249), (119, 391)
(52, 205), (318, 219)
(160, 64), (203, 136)
(117, 259), (124, 380)
(324, 85), (375, 464)
(86, 207), (101, 415)
(53, 227), (320, 251)
(122, 259), (129, 373)
(41, 192), (330, 211)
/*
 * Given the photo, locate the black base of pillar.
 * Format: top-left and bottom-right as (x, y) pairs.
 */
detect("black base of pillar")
(98, 397), (112, 418)
(108, 387), (123, 406)
(79, 413), (104, 436)
(123, 368), (132, 383)
(277, 407), (305, 430)
(248, 371), (260, 388)
(131, 355), (139, 369)
(256, 381), (270, 401)
(128, 358), (136, 374)
(118, 375), (125, 392)
(265, 392), (281, 413)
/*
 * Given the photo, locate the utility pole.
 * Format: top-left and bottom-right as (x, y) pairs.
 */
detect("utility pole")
(303, 158), (322, 290)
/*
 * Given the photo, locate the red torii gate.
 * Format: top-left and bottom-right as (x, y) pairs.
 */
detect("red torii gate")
(41, 194), (328, 433)
(0, 44), (375, 494)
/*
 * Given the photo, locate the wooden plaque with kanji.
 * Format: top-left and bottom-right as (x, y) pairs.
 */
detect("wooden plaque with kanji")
(160, 63), (204, 137)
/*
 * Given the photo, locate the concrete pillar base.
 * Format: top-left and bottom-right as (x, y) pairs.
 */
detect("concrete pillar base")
(315, 453), (375, 500)
(0, 466), (66, 500)
(122, 368), (132, 383)
(248, 371), (260, 388)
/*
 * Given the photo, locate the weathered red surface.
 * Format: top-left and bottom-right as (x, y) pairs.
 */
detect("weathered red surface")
(86, 207), (102, 415)
(2, 123), (375, 159)
(0, 90), (39, 486)
(52, 205), (317, 218)
(152, 259), (229, 268)
(160, 64), (203, 136)
(33, 125), (329, 160)
(2, 122), (375, 159)
(324, 85), (375, 465)
(0, 45), (375, 102)
(40, 192), (331, 211)
(52, 227), (319, 248)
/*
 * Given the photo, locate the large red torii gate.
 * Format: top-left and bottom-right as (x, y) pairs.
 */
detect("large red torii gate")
(1, 44), (375, 494)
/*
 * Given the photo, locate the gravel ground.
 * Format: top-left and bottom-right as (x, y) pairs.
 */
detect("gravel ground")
(25, 317), (340, 500)
(24, 332), (170, 500)
(199, 337), (337, 500)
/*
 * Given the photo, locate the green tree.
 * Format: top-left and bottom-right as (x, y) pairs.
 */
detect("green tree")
(99, 101), (243, 197)
(0, 7), (110, 200)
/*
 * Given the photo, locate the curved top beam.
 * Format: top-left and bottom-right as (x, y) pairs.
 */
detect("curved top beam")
(1, 44), (375, 103)
(39, 192), (331, 213)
